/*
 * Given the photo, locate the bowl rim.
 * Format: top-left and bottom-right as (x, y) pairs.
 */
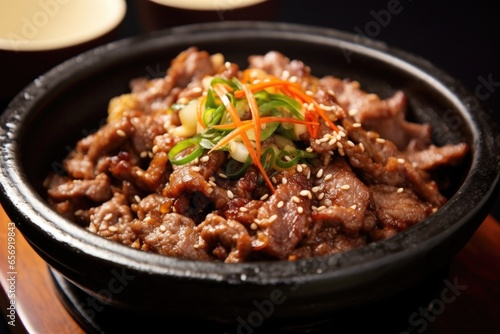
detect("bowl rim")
(1, 20), (499, 285)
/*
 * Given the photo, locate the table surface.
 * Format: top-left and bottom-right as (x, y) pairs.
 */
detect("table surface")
(1, 204), (500, 334)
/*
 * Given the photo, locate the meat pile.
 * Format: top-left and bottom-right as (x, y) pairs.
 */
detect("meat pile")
(44, 47), (469, 263)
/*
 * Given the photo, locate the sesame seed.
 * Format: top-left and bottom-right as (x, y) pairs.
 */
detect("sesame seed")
(336, 142), (343, 149)
(318, 193), (325, 200)
(292, 196), (301, 203)
(359, 143), (365, 152)
(319, 104), (336, 111)
(104, 213), (113, 221)
(193, 244), (200, 249)
(74, 209), (83, 216)
(397, 158), (405, 164)
(272, 176), (278, 184)
(397, 188), (404, 193)
(159, 225), (167, 232)
(312, 186), (320, 193)
(327, 89), (335, 96)
(347, 141), (355, 147)
(324, 174), (332, 181)
(277, 201), (284, 208)
(376, 138), (386, 143)
(116, 129), (126, 137)
(338, 148), (345, 156)
(282, 177), (288, 184)
(268, 214), (278, 223)
(260, 194), (269, 200)
(140, 151), (148, 158)
(192, 86), (203, 93)
(348, 109), (358, 116)
(200, 156), (210, 162)
(206, 188), (214, 194)
(250, 223), (258, 230)
(300, 190), (312, 199)
(108, 225), (118, 232)
(328, 138), (337, 145)
(316, 169), (324, 178)
(296, 164), (303, 172)
(297, 207), (304, 214)
(338, 131), (346, 137)
(340, 184), (351, 190)
(218, 172), (228, 179)
(323, 154), (330, 166)
(192, 166), (201, 172)
(227, 190), (234, 199)
(152, 145), (159, 153)
(209, 180), (217, 187)
(209, 176), (216, 182)
(319, 136), (329, 143)
(352, 123), (362, 128)
(317, 205), (326, 211)
(306, 147), (314, 153)
(239, 207), (249, 212)
(134, 195), (141, 203)
(305, 90), (314, 96)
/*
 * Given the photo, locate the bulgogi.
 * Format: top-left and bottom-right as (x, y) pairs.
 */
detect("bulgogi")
(44, 47), (469, 263)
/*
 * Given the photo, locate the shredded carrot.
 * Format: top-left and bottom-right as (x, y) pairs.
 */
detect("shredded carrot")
(211, 117), (319, 131)
(284, 85), (339, 134)
(196, 95), (207, 129)
(241, 83), (262, 162)
(235, 75), (340, 138)
(304, 110), (319, 139)
(234, 78), (302, 99)
(212, 84), (275, 193)
(208, 122), (255, 152)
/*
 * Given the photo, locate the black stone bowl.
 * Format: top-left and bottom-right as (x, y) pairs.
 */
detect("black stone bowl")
(1, 22), (499, 332)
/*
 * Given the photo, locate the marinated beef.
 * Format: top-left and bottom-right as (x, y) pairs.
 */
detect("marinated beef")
(44, 48), (469, 263)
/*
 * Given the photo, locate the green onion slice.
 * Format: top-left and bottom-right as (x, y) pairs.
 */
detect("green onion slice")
(168, 138), (204, 165)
